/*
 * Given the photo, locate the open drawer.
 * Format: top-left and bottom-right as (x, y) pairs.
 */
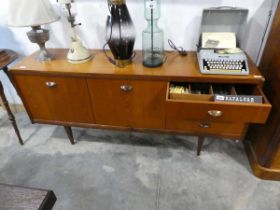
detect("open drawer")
(166, 82), (272, 123)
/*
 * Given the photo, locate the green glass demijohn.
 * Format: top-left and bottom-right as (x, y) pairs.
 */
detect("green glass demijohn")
(142, 0), (165, 67)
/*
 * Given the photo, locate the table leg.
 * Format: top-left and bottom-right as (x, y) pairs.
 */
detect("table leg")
(197, 136), (205, 156)
(0, 81), (24, 145)
(64, 126), (75, 145)
(2, 67), (11, 81)
(3, 67), (19, 98)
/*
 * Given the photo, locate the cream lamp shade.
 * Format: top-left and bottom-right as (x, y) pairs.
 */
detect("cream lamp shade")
(7, 0), (59, 61)
(7, 0), (59, 27)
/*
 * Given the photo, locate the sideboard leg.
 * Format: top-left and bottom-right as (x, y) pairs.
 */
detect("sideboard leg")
(64, 126), (75, 145)
(197, 136), (205, 156)
(3, 67), (12, 82)
(0, 81), (24, 145)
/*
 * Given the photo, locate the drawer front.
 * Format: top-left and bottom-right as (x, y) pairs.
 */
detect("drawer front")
(166, 118), (246, 138)
(87, 79), (166, 129)
(166, 86), (271, 124)
(13, 75), (94, 124)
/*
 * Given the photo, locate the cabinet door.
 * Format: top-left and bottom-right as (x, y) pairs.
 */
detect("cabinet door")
(13, 75), (94, 124)
(87, 79), (166, 129)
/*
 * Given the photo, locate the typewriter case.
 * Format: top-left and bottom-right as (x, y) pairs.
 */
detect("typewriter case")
(197, 7), (250, 75)
(197, 7), (249, 50)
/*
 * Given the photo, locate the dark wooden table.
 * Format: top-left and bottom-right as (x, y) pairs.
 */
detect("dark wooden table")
(0, 49), (23, 145)
(0, 183), (56, 210)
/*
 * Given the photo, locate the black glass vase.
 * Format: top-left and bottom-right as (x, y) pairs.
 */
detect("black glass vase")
(106, 0), (136, 67)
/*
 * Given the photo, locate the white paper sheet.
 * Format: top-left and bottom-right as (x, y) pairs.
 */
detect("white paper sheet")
(202, 32), (237, 49)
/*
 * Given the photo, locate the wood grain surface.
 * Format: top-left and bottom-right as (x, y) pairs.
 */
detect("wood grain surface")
(87, 79), (166, 129)
(245, 2), (280, 180)
(10, 49), (265, 84)
(0, 49), (17, 69)
(13, 75), (94, 124)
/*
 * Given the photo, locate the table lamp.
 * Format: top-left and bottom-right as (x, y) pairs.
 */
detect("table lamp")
(57, 0), (92, 63)
(142, 0), (165, 67)
(7, 0), (60, 62)
(105, 0), (136, 67)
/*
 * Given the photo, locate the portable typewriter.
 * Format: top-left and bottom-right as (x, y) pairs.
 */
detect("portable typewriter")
(198, 48), (249, 75)
(197, 7), (250, 76)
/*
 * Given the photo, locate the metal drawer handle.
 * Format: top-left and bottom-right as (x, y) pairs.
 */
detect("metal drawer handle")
(208, 110), (223, 117)
(120, 85), (133, 92)
(199, 122), (210, 128)
(45, 81), (57, 88)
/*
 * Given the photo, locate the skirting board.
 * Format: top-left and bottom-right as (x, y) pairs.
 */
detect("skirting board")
(244, 141), (280, 181)
(0, 103), (26, 113)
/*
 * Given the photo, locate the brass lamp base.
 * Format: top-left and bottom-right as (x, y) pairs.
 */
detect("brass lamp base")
(115, 59), (132, 68)
(68, 55), (93, 64)
(26, 26), (54, 62)
(111, 0), (126, 4)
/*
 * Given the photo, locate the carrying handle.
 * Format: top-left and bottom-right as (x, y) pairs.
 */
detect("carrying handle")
(120, 85), (133, 92)
(208, 110), (223, 117)
(199, 123), (210, 129)
(45, 81), (57, 88)
(209, 6), (239, 10)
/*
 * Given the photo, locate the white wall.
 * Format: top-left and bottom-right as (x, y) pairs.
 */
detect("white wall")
(0, 0), (277, 104)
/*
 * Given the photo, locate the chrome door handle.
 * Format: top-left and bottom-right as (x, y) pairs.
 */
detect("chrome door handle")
(120, 85), (133, 92)
(199, 122), (210, 128)
(208, 110), (223, 117)
(45, 81), (57, 88)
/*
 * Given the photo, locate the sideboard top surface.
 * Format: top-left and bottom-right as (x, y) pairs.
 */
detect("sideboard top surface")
(10, 49), (264, 84)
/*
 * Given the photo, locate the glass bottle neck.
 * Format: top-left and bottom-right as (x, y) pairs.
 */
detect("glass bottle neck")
(147, 19), (159, 27)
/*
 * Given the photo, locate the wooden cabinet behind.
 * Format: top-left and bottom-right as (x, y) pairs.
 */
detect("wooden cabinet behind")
(87, 79), (166, 129)
(13, 75), (94, 124)
(244, 2), (280, 180)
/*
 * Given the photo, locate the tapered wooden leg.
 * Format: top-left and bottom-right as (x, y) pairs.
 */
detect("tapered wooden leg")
(64, 126), (75, 145)
(3, 67), (11, 82)
(3, 67), (20, 98)
(0, 81), (24, 145)
(197, 136), (205, 156)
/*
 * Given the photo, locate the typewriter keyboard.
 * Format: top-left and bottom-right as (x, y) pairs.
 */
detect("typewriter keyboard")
(203, 59), (247, 72)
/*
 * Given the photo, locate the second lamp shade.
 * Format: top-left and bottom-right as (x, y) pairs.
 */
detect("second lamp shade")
(7, 0), (59, 27)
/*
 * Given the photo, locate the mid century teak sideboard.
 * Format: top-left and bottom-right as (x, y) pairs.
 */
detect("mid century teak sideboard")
(9, 49), (271, 155)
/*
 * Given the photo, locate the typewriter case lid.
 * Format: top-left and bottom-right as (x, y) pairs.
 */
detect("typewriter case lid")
(198, 7), (249, 48)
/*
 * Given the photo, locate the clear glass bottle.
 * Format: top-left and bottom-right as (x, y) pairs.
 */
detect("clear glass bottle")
(142, 0), (165, 67)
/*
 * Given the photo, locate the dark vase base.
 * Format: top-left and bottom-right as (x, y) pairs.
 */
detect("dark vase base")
(143, 57), (163, 68)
